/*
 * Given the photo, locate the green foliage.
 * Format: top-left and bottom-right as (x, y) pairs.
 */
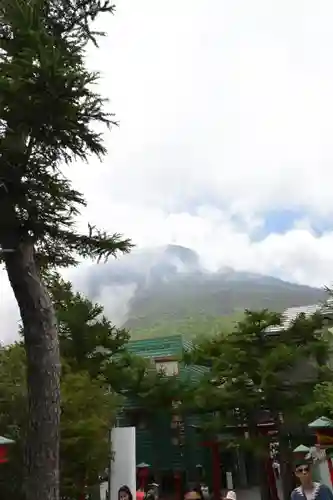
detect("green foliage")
(49, 276), (183, 409)
(309, 382), (333, 420)
(50, 276), (130, 378)
(0, 280), (186, 497)
(185, 309), (332, 438)
(0, 0), (132, 265)
(0, 343), (27, 429)
(0, 343), (118, 499)
(130, 312), (244, 340)
(0, 282), (125, 497)
(0, 2), (132, 498)
(0, 344), (26, 500)
(125, 270), (324, 340)
(60, 368), (118, 498)
(104, 351), (185, 410)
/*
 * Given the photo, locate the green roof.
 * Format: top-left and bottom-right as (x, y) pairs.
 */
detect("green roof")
(308, 417), (333, 429)
(127, 335), (189, 359)
(293, 444), (310, 453)
(120, 336), (207, 411)
(0, 436), (14, 445)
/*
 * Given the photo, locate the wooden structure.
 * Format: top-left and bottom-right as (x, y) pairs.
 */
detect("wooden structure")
(308, 416), (333, 490)
(119, 335), (210, 499)
(119, 335), (260, 500)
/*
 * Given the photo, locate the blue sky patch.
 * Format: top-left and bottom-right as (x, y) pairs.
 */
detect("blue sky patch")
(261, 209), (304, 234)
(256, 209), (333, 239)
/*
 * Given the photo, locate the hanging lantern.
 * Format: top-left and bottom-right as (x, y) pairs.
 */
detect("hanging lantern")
(293, 444), (311, 463)
(309, 417), (333, 447)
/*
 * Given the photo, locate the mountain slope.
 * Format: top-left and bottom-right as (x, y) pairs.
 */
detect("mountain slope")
(85, 245), (325, 339)
(124, 271), (324, 338)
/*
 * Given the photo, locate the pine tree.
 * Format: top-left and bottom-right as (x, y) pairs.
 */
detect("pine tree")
(50, 276), (185, 410)
(0, 281), (184, 498)
(50, 276), (130, 378)
(0, 1), (132, 499)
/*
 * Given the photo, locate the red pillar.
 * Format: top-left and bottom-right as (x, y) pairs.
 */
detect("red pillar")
(138, 467), (149, 490)
(315, 432), (333, 488)
(266, 457), (278, 500)
(174, 471), (182, 500)
(212, 442), (221, 500)
(0, 445), (8, 463)
(327, 457), (333, 488)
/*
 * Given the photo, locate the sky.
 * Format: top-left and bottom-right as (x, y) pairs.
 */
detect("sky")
(2, 0), (333, 341)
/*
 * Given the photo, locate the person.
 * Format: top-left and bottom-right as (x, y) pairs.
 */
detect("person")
(183, 484), (204, 500)
(136, 487), (145, 500)
(273, 460), (281, 480)
(222, 491), (237, 500)
(145, 483), (159, 500)
(291, 460), (333, 500)
(200, 484), (210, 500)
(118, 485), (133, 500)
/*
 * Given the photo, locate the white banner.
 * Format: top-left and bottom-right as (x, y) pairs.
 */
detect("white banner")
(110, 427), (136, 500)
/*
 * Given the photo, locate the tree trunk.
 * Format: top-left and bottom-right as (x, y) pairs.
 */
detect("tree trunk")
(257, 454), (270, 500)
(4, 241), (60, 500)
(274, 417), (294, 500)
(279, 435), (294, 500)
(248, 418), (270, 500)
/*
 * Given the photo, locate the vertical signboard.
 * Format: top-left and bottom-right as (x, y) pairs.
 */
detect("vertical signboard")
(110, 427), (136, 500)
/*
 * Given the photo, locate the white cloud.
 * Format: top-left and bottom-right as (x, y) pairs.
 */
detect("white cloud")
(3, 0), (333, 341)
(0, 270), (21, 344)
(2, 209), (333, 342)
(69, 205), (333, 289)
(78, 0), (333, 217)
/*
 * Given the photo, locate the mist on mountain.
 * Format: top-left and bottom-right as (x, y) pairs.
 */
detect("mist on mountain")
(77, 245), (325, 336)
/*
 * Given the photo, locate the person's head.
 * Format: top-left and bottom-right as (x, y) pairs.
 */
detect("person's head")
(294, 460), (313, 487)
(221, 491), (237, 500)
(119, 485), (133, 500)
(221, 490), (237, 500)
(184, 484), (204, 500)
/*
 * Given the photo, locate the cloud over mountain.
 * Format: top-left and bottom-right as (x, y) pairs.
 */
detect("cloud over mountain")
(2, 0), (333, 341)
(68, 245), (326, 335)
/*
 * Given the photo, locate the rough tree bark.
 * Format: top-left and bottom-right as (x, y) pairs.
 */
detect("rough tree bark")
(4, 241), (60, 500)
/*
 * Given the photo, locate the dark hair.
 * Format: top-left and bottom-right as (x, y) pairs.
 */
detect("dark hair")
(118, 485), (133, 500)
(183, 484), (204, 500)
